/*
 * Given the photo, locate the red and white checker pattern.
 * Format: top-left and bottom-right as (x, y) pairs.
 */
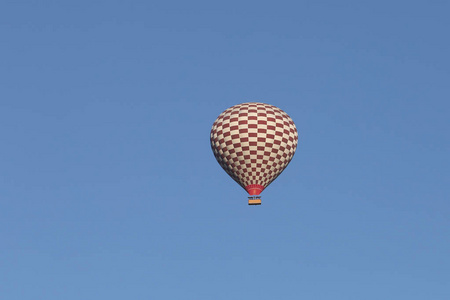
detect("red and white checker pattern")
(210, 102), (298, 193)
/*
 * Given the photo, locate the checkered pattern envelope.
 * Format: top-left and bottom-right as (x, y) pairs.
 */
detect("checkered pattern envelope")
(210, 102), (298, 195)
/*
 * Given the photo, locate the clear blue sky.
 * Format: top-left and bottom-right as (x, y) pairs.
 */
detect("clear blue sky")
(1, 1), (449, 299)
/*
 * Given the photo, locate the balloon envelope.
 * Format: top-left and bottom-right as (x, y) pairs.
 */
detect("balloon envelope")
(210, 102), (298, 196)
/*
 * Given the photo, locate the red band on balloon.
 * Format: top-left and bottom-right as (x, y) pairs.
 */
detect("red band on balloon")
(245, 184), (265, 195)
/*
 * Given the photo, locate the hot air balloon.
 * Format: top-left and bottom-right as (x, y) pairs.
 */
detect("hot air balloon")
(210, 102), (298, 205)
